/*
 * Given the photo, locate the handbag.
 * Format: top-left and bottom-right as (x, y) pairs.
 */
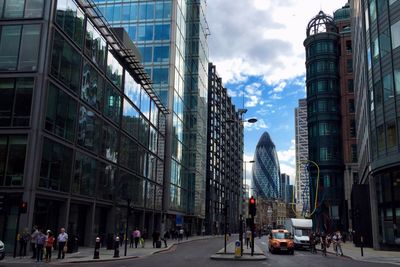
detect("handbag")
(63, 244), (68, 253)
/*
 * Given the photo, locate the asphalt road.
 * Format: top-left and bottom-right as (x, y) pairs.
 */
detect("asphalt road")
(0, 236), (395, 267)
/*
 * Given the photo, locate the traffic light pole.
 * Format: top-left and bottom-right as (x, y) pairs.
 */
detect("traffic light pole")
(124, 198), (131, 256)
(13, 209), (21, 258)
(251, 214), (254, 256)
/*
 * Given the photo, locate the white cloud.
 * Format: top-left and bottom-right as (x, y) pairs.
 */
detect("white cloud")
(227, 88), (238, 98)
(207, 0), (347, 85)
(272, 81), (287, 93)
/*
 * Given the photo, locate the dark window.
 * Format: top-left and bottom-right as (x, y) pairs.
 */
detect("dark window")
(119, 134), (138, 171)
(345, 40), (352, 52)
(50, 30), (82, 93)
(138, 115), (149, 146)
(3, 0), (24, 18)
(45, 83), (77, 142)
(72, 152), (96, 196)
(348, 79), (354, 93)
(0, 0), (43, 19)
(0, 78), (33, 127)
(81, 60), (103, 111)
(122, 98), (139, 139)
(39, 138), (72, 192)
(103, 82), (121, 124)
(387, 122), (397, 148)
(0, 25), (21, 70)
(0, 135), (27, 186)
(349, 99), (355, 113)
(55, 0), (84, 47)
(350, 119), (356, 137)
(383, 73), (394, 101)
(347, 59), (353, 73)
(97, 162), (115, 200)
(77, 105), (102, 153)
(351, 144), (357, 163)
(377, 125), (385, 154)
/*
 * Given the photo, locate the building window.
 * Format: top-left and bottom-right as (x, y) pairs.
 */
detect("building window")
(39, 138), (72, 192)
(101, 122), (118, 163)
(374, 79), (382, 107)
(0, 24), (41, 71)
(380, 29), (391, 58)
(0, 78), (33, 127)
(387, 122), (397, 148)
(351, 144), (357, 163)
(346, 40), (352, 52)
(348, 79), (354, 93)
(154, 24), (170, 40)
(395, 69), (400, 95)
(124, 71), (141, 107)
(122, 98), (139, 139)
(383, 73), (394, 101)
(377, 125), (385, 154)
(104, 82), (121, 125)
(72, 152), (96, 197)
(372, 37), (380, 63)
(55, 0), (84, 47)
(45, 83), (77, 142)
(0, 0), (43, 19)
(350, 119), (356, 137)
(349, 99), (355, 113)
(347, 59), (353, 73)
(106, 52), (123, 89)
(119, 134), (138, 172)
(97, 162), (115, 200)
(81, 60), (103, 111)
(391, 20), (400, 49)
(370, 0), (377, 22)
(0, 135), (27, 186)
(84, 20), (107, 70)
(77, 105), (101, 153)
(50, 30), (82, 93)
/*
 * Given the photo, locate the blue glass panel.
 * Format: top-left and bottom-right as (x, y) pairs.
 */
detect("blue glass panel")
(138, 46), (152, 63)
(146, 3), (154, 20)
(128, 26), (136, 40)
(138, 2), (146, 20)
(154, 24), (170, 40)
(153, 68), (169, 85)
(105, 5), (114, 21)
(155, 2), (163, 19)
(163, 2), (171, 18)
(154, 46), (169, 62)
(122, 4), (130, 20)
(130, 3), (138, 20)
(113, 5), (121, 22)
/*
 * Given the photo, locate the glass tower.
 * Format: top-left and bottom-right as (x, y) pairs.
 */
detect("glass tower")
(253, 132), (281, 199)
(93, 0), (209, 232)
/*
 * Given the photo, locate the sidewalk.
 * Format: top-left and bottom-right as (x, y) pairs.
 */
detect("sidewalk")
(2, 235), (214, 265)
(324, 242), (400, 266)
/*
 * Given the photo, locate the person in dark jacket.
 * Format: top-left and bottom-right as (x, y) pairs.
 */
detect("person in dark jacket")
(152, 231), (160, 248)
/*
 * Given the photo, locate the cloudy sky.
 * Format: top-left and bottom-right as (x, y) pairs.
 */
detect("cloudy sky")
(206, 0), (348, 185)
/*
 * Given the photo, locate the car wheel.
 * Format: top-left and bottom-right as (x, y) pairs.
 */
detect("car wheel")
(0, 252), (5, 260)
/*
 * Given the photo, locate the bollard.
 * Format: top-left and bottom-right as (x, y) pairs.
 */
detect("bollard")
(93, 236), (100, 259)
(113, 236), (120, 258)
(234, 240), (241, 258)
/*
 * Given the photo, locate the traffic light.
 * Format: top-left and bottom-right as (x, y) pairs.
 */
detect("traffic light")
(0, 194), (5, 214)
(249, 196), (256, 216)
(19, 201), (27, 214)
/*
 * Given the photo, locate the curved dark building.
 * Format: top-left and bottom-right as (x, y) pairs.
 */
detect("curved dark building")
(304, 10), (345, 232)
(253, 132), (281, 199)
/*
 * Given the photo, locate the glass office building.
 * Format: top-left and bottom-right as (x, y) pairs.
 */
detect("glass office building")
(253, 132), (281, 199)
(92, 0), (209, 233)
(0, 0), (168, 250)
(352, 0), (400, 250)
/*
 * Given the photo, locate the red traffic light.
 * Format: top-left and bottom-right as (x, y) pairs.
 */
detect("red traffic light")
(250, 198), (255, 204)
(19, 201), (28, 213)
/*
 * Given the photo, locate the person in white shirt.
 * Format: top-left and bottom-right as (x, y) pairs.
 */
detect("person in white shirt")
(57, 228), (68, 259)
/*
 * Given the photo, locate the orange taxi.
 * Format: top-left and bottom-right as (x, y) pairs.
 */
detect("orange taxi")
(268, 229), (294, 254)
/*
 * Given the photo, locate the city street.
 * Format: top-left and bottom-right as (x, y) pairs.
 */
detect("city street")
(0, 236), (395, 267)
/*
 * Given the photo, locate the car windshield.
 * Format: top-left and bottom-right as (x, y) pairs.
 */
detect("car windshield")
(273, 232), (291, 239)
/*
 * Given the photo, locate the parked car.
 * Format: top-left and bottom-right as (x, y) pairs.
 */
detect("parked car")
(0, 240), (5, 260)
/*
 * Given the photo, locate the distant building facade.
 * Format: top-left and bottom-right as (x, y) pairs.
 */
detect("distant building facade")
(253, 132), (281, 199)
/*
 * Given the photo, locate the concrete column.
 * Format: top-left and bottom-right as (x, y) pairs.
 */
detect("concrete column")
(369, 175), (380, 249)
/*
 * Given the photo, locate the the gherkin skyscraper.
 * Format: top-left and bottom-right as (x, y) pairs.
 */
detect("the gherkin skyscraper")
(253, 132), (281, 199)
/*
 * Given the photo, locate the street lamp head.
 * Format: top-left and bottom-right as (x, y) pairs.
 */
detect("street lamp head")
(246, 118), (257, 124)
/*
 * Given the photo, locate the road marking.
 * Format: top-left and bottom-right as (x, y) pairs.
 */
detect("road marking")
(261, 241), (267, 245)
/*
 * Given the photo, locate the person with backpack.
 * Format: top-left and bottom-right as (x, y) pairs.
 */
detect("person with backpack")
(35, 228), (46, 262)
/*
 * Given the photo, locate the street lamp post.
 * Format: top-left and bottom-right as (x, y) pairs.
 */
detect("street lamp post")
(241, 160), (255, 255)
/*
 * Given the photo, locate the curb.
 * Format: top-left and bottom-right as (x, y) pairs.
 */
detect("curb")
(210, 254), (267, 261)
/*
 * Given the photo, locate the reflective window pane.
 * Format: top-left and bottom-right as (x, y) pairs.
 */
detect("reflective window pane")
(85, 20), (107, 69)
(154, 24), (170, 40)
(101, 122), (118, 163)
(45, 83), (77, 142)
(106, 52), (123, 88)
(1, 135), (27, 186)
(122, 98), (139, 138)
(19, 24), (41, 71)
(4, 0), (24, 18)
(391, 20), (400, 49)
(0, 25), (21, 71)
(119, 134), (138, 171)
(25, 0), (44, 18)
(97, 162), (115, 200)
(51, 31), (82, 93)
(124, 71), (141, 107)
(154, 46), (169, 62)
(81, 61), (103, 111)
(72, 152), (96, 196)
(77, 105), (102, 153)
(55, 0), (84, 47)
(39, 138), (72, 192)
(104, 83), (121, 124)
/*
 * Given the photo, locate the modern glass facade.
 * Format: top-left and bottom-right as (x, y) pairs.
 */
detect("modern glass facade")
(352, 0), (400, 250)
(205, 63), (243, 235)
(304, 10), (345, 233)
(253, 132), (281, 199)
(0, 0), (167, 250)
(92, 0), (209, 233)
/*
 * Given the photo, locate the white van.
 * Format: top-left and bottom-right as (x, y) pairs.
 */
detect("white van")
(285, 218), (312, 249)
(0, 240), (4, 260)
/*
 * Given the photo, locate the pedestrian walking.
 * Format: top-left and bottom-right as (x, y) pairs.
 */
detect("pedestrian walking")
(161, 231), (169, 248)
(152, 230), (160, 248)
(57, 227), (68, 259)
(30, 226), (39, 259)
(334, 231), (343, 256)
(246, 229), (251, 248)
(130, 230), (134, 248)
(19, 228), (30, 257)
(309, 232), (316, 254)
(133, 228), (141, 248)
(178, 228), (184, 242)
(45, 230), (55, 262)
(35, 228), (46, 262)
(320, 232), (327, 256)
